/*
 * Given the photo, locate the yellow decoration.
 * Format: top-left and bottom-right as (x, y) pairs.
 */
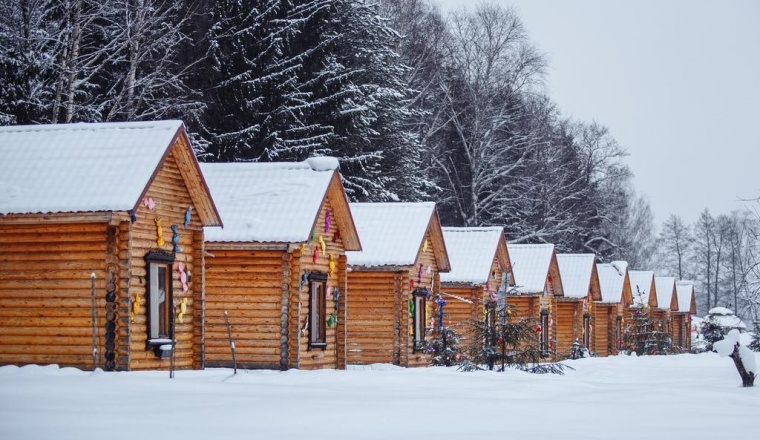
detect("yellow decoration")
(300, 243), (306, 256)
(422, 238), (428, 252)
(318, 235), (326, 254)
(155, 218), (165, 246)
(328, 254), (336, 277)
(131, 294), (140, 322)
(177, 298), (188, 324)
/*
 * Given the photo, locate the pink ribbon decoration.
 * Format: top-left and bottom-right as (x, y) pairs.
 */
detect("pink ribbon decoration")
(178, 262), (188, 292)
(324, 209), (332, 233)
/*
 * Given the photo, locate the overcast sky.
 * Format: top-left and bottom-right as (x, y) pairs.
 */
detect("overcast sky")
(433, 0), (760, 226)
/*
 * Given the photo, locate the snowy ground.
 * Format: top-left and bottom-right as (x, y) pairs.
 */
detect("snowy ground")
(1, 353), (758, 440)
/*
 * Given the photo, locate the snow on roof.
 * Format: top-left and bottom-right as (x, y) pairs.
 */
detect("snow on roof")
(507, 243), (555, 293)
(201, 161), (334, 243)
(440, 227), (503, 284)
(346, 202), (435, 267)
(628, 270), (654, 307)
(706, 307), (747, 330)
(675, 280), (694, 312)
(0, 120), (183, 215)
(596, 261), (628, 303)
(556, 254), (596, 298)
(654, 276), (676, 309)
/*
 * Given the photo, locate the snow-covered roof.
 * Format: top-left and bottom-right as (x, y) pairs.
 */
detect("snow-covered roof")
(628, 270), (655, 307)
(556, 254), (596, 298)
(508, 243), (555, 293)
(706, 307), (747, 330)
(201, 160), (341, 243)
(675, 280), (695, 313)
(654, 276), (676, 310)
(596, 261), (628, 303)
(346, 202), (447, 269)
(440, 227), (504, 284)
(0, 120), (185, 215)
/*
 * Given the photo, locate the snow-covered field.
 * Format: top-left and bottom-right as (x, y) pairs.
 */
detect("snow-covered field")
(1, 353), (758, 440)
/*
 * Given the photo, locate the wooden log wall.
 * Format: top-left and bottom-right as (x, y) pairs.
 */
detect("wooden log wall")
(671, 313), (689, 351)
(346, 270), (398, 364)
(126, 144), (205, 371)
(204, 249), (284, 369)
(592, 304), (614, 357)
(293, 196), (345, 370)
(401, 230), (438, 368)
(555, 299), (583, 359)
(0, 222), (108, 368)
(440, 286), (479, 347)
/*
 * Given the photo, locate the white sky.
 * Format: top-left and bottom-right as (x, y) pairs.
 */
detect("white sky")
(433, 0), (760, 225)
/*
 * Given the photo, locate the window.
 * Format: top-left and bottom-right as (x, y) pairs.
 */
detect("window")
(412, 288), (428, 350)
(145, 251), (175, 355)
(583, 313), (591, 348)
(540, 309), (550, 357)
(308, 272), (328, 349)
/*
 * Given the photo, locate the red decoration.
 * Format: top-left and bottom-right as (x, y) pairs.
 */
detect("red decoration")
(534, 325), (542, 333)
(312, 247), (319, 263)
(409, 279), (415, 290)
(497, 337), (504, 344)
(333, 230), (341, 243)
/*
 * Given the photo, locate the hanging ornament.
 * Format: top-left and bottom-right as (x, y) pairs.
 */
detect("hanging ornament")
(422, 238), (429, 252)
(328, 254), (336, 277)
(428, 316), (434, 332)
(177, 298), (188, 324)
(312, 247), (319, 264)
(409, 279), (415, 291)
(143, 197), (156, 210)
(178, 262), (189, 292)
(155, 218), (165, 246)
(128, 209), (137, 223)
(318, 235), (326, 254)
(327, 313), (337, 328)
(534, 325), (542, 333)
(426, 265), (432, 275)
(184, 206), (193, 229)
(549, 317), (554, 327)
(131, 294), (140, 322)
(333, 288), (341, 311)
(436, 295), (446, 330)
(324, 209), (332, 233)
(327, 286), (333, 298)
(171, 224), (181, 252)
(333, 229), (341, 243)
(300, 243), (307, 256)
(300, 271), (310, 290)
(418, 264), (423, 282)
(310, 229), (315, 242)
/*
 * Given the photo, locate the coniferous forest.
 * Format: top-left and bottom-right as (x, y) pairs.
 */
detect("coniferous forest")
(4, 0), (760, 323)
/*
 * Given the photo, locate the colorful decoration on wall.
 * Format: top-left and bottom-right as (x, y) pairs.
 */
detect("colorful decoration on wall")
(128, 209), (137, 223)
(422, 238), (428, 252)
(332, 229), (341, 243)
(155, 218), (165, 246)
(178, 262), (189, 292)
(177, 298), (188, 324)
(131, 294), (140, 323)
(324, 209), (332, 233)
(327, 313), (337, 328)
(171, 224), (181, 252)
(328, 254), (336, 277)
(300, 243), (306, 256)
(184, 206), (193, 229)
(333, 288), (341, 312)
(318, 235), (326, 254)
(312, 247), (319, 264)
(435, 295), (446, 330)
(143, 197), (156, 210)
(409, 279), (415, 290)
(418, 264), (423, 282)
(300, 271), (310, 290)
(426, 265), (432, 275)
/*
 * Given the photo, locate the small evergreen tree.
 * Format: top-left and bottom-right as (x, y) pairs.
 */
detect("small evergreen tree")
(700, 318), (726, 351)
(421, 295), (463, 367)
(460, 301), (570, 374)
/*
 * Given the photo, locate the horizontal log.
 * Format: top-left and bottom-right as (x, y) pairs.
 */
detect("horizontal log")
(0, 222), (106, 236)
(205, 347), (280, 356)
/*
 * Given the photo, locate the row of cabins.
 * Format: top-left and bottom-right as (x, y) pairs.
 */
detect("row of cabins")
(0, 121), (697, 371)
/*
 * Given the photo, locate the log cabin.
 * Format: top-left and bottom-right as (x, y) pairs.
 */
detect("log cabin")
(345, 202), (450, 367)
(0, 121), (222, 371)
(439, 227), (512, 348)
(594, 262), (633, 356)
(506, 243), (564, 360)
(625, 270), (660, 352)
(200, 158), (361, 370)
(652, 276), (677, 342)
(555, 254), (602, 357)
(672, 280), (697, 351)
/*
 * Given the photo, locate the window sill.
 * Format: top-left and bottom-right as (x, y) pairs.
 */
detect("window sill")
(308, 342), (327, 351)
(146, 338), (174, 359)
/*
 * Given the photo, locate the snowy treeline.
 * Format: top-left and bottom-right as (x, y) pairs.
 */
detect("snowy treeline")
(0, 0), (652, 260)
(657, 210), (760, 328)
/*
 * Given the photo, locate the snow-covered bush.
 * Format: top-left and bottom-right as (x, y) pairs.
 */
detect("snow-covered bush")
(714, 329), (756, 387)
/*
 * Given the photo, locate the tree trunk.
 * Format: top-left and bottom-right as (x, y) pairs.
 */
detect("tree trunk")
(729, 343), (755, 387)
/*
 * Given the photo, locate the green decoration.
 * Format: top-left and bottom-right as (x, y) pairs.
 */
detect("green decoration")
(327, 313), (337, 328)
